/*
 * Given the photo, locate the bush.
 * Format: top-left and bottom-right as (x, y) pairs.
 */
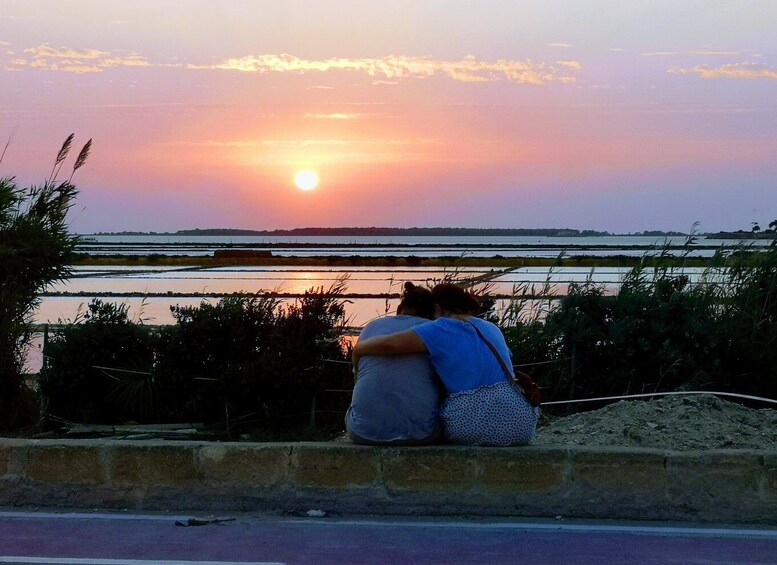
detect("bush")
(40, 281), (353, 437)
(711, 242), (777, 397)
(500, 244), (777, 407)
(0, 135), (90, 430)
(543, 268), (721, 401)
(39, 300), (161, 424)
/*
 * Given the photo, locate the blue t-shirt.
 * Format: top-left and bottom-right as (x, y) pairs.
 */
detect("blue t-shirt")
(412, 317), (512, 394)
(346, 315), (440, 442)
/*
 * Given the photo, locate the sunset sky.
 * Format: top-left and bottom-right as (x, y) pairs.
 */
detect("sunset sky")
(1, 0), (776, 233)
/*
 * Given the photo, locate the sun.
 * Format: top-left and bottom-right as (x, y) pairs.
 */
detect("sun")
(294, 170), (319, 191)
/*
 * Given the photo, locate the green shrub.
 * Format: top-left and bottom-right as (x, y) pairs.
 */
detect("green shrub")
(499, 243), (777, 407)
(40, 281), (352, 436)
(39, 300), (160, 424)
(0, 135), (90, 430)
(543, 268), (721, 402)
(710, 242), (777, 396)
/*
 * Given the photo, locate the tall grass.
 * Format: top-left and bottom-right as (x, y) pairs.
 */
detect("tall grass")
(0, 134), (89, 430)
(498, 237), (777, 408)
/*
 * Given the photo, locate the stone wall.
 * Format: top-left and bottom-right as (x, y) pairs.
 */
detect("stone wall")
(1, 439), (776, 523)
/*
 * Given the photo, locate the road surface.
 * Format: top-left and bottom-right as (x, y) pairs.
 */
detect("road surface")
(1, 510), (776, 564)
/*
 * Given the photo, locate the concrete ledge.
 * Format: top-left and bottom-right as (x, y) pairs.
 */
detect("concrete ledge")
(1, 438), (776, 523)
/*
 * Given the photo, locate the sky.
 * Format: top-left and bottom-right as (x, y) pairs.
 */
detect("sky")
(1, 0), (776, 233)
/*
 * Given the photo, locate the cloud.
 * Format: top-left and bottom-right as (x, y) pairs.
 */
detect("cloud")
(194, 53), (580, 85)
(24, 45), (109, 59)
(669, 62), (777, 80)
(690, 50), (740, 56)
(6, 43), (151, 73)
(547, 43), (573, 48)
(4, 46), (579, 85)
(557, 60), (581, 70)
(643, 50), (741, 57)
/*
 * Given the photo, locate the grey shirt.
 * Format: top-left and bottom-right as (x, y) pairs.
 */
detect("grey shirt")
(346, 315), (440, 442)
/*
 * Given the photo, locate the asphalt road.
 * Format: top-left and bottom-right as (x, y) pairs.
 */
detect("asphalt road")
(1, 510), (776, 564)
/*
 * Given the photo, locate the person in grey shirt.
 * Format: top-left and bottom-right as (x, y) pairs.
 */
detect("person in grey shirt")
(346, 282), (443, 445)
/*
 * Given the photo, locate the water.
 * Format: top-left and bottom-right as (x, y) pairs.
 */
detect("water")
(31, 232), (752, 372)
(78, 234), (767, 258)
(31, 233), (758, 333)
(36, 264), (716, 328)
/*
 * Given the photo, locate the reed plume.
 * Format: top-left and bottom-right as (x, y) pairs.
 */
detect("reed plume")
(69, 138), (92, 181)
(0, 127), (16, 167)
(49, 133), (74, 182)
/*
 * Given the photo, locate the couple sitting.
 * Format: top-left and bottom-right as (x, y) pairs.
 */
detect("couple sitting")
(347, 282), (539, 447)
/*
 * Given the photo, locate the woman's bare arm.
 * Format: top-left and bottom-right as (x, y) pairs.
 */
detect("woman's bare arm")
(352, 329), (428, 372)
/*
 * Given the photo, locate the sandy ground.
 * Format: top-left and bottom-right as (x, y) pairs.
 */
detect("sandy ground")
(534, 394), (777, 450)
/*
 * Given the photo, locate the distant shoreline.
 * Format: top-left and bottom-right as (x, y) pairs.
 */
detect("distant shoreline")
(86, 227), (689, 238)
(71, 254), (715, 269)
(704, 231), (777, 240)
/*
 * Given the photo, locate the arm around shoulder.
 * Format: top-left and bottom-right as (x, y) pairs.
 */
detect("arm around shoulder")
(352, 329), (428, 370)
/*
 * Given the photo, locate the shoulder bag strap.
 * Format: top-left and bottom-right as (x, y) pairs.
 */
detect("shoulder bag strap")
(467, 320), (542, 407)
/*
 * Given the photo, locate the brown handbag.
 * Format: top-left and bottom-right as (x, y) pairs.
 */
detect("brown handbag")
(467, 321), (542, 408)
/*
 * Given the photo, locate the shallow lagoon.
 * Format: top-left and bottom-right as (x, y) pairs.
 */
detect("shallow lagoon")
(79, 234), (767, 258)
(38, 264), (713, 327)
(34, 232), (751, 330)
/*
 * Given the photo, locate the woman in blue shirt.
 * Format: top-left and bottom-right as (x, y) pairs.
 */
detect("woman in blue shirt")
(352, 283), (539, 446)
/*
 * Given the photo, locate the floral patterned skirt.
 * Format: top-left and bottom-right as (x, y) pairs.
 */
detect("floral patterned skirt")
(441, 381), (539, 446)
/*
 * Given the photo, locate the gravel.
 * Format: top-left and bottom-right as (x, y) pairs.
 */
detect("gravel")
(534, 394), (777, 450)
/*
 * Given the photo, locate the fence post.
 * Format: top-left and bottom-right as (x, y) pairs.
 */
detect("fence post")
(569, 342), (577, 400)
(309, 394), (317, 428)
(42, 324), (49, 370)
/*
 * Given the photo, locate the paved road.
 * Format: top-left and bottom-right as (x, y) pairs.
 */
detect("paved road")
(1, 510), (776, 564)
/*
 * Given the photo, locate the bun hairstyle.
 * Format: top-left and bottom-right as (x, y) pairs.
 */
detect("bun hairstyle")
(431, 283), (480, 315)
(396, 281), (435, 319)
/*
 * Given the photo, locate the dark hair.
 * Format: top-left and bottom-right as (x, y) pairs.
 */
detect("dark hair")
(397, 282), (435, 319)
(431, 283), (480, 315)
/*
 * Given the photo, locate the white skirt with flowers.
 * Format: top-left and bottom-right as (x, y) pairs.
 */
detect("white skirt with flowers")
(441, 381), (539, 446)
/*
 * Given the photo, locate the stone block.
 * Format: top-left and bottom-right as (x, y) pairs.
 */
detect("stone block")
(201, 444), (289, 486)
(0, 444), (12, 476)
(26, 443), (105, 485)
(570, 448), (667, 492)
(666, 450), (762, 500)
(382, 447), (477, 492)
(109, 443), (198, 486)
(0, 439), (28, 476)
(763, 453), (777, 495)
(291, 443), (380, 488)
(477, 447), (568, 493)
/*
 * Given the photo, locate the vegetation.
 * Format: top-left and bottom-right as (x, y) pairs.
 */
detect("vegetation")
(4, 161), (777, 437)
(35, 238), (777, 437)
(39, 281), (352, 438)
(0, 135), (90, 430)
(498, 239), (777, 410)
(39, 300), (159, 425)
